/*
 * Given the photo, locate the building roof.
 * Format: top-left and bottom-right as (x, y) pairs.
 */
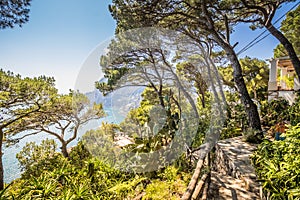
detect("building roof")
(114, 135), (134, 147)
(276, 55), (300, 70)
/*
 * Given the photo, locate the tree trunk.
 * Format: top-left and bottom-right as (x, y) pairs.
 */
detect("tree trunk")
(231, 53), (261, 130)
(61, 142), (69, 158)
(200, 1), (261, 131)
(0, 129), (4, 190)
(196, 82), (206, 108)
(266, 23), (300, 82)
(219, 41), (262, 131)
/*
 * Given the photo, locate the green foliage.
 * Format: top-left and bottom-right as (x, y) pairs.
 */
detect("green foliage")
(120, 86), (180, 147)
(190, 95), (212, 148)
(221, 93), (248, 139)
(289, 96), (300, 126)
(260, 98), (290, 129)
(82, 122), (118, 163)
(16, 139), (58, 176)
(219, 57), (268, 139)
(0, 69), (57, 189)
(120, 89), (154, 130)
(108, 176), (146, 198)
(143, 180), (178, 200)
(219, 57), (269, 101)
(17, 140), (66, 180)
(259, 97), (300, 136)
(0, 0), (32, 29)
(280, 75), (295, 90)
(242, 128), (263, 144)
(96, 67), (129, 95)
(158, 165), (178, 182)
(0, 69), (57, 139)
(4, 141), (139, 199)
(142, 166), (188, 200)
(69, 141), (92, 167)
(251, 124), (300, 199)
(176, 62), (208, 108)
(274, 5), (300, 58)
(29, 91), (106, 158)
(0, 183), (13, 200)
(118, 95), (182, 172)
(3, 140), (192, 199)
(191, 120), (208, 148)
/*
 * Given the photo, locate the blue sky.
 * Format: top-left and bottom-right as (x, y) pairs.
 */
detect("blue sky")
(0, 1), (298, 93)
(0, 0), (115, 93)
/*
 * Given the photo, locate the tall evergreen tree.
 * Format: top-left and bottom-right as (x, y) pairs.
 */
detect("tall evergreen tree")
(0, 0), (32, 29)
(109, 0), (261, 130)
(24, 91), (106, 158)
(223, 0), (300, 80)
(0, 69), (56, 190)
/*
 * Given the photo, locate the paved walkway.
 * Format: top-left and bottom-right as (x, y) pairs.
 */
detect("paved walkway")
(208, 136), (261, 199)
(208, 171), (260, 200)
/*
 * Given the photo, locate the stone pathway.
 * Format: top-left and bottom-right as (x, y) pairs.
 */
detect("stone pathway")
(208, 171), (260, 200)
(208, 136), (261, 199)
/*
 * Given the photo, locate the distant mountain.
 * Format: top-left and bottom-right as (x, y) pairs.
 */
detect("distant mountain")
(85, 89), (111, 107)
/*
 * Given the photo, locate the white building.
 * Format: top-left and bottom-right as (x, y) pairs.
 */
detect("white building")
(268, 56), (300, 104)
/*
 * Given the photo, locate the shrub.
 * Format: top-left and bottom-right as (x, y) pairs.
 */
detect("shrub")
(251, 124), (300, 199)
(242, 128), (263, 144)
(5, 142), (137, 199)
(289, 96), (300, 126)
(260, 98), (290, 129)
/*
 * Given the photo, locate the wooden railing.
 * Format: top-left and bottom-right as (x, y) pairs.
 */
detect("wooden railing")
(181, 152), (211, 200)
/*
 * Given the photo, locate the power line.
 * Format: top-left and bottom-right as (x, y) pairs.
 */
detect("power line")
(237, 29), (268, 55)
(238, 26), (280, 55)
(237, 1), (300, 55)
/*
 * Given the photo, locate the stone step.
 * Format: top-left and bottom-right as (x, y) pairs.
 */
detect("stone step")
(208, 171), (260, 200)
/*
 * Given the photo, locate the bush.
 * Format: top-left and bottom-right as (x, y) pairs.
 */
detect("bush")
(5, 141), (138, 199)
(289, 96), (300, 126)
(242, 128), (263, 144)
(260, 98), (290, 129)
(5, 140), (191, 199)
(69, 141), (92, 167)
(143, 166), (187, 200)
(251, 124), (300, 199)
(16, 139), (66, 179)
